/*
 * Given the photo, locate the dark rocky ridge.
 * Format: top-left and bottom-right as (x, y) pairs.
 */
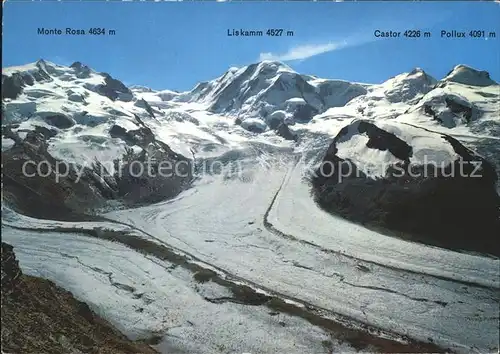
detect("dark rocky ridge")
(1, 242), (159, 354)
(70, 61), (92, 78)
(139, 98), (157, 119)
(275, 122), (298, 141)
(244, 124), (266, 134)
(2, 73), (26, 99)
(312, 120), (500, 256)
(420, 93), (478, 128)
(292, 102), (319, 123)
(43, 113), (76, 129)
(1, 59), (193, 219)
(1, 59), (133, 103)
(2, 127), (109, 220)
(110, 116), (193, 206)
(445, 97), (474, 122)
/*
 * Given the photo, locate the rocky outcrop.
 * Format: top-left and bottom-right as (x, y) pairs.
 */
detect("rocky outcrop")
(1, 242), (158, 354)
(312, 119), (500, 255)
(292, 103), (319, 122)
(243, 123), (266, 133)
(1, 129), (111, 220)
(240, 118), (267, 133)
(2, 74), (25, 100)
(165, 111), (200, 126)
(109, 124), (130, 141)
(109, 124), (154, 146)
(109, 115), (193, 206)
(316, 80), (368, 107)
(267, 110), (286, 130)
(137, 98), (157, 119)
(96, 73), (133, 101)
(275, 122), (298, 141)
(33, 125), (58, 139)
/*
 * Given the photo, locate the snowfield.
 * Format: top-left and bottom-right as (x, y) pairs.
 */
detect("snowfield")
(2, 59), (499, 353)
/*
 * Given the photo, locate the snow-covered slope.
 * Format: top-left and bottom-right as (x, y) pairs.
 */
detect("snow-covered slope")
(310, 65), (498, 133)
(3, 60), (497, 158)
(2, 60), (282, 163)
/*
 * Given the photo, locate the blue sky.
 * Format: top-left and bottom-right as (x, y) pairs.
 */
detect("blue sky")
(3, 1), (499, 91)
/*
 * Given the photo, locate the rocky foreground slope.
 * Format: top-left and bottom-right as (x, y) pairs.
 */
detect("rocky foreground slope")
(2, 60), (193, 219)
(1, 242), (158, 354)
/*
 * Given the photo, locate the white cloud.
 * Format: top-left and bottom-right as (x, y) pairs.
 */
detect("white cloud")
(258, 41), (348, 62)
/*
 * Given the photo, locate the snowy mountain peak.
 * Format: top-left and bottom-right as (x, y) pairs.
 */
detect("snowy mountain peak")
(403, 67), (435, 81)
(442, 64), (497, 87)
(70, 61), (94, 73)
(211, 60), (293, 82)
(35, 58), (57, 71)
(409, 67), (425, 75)
(2, 59), (135, 103)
